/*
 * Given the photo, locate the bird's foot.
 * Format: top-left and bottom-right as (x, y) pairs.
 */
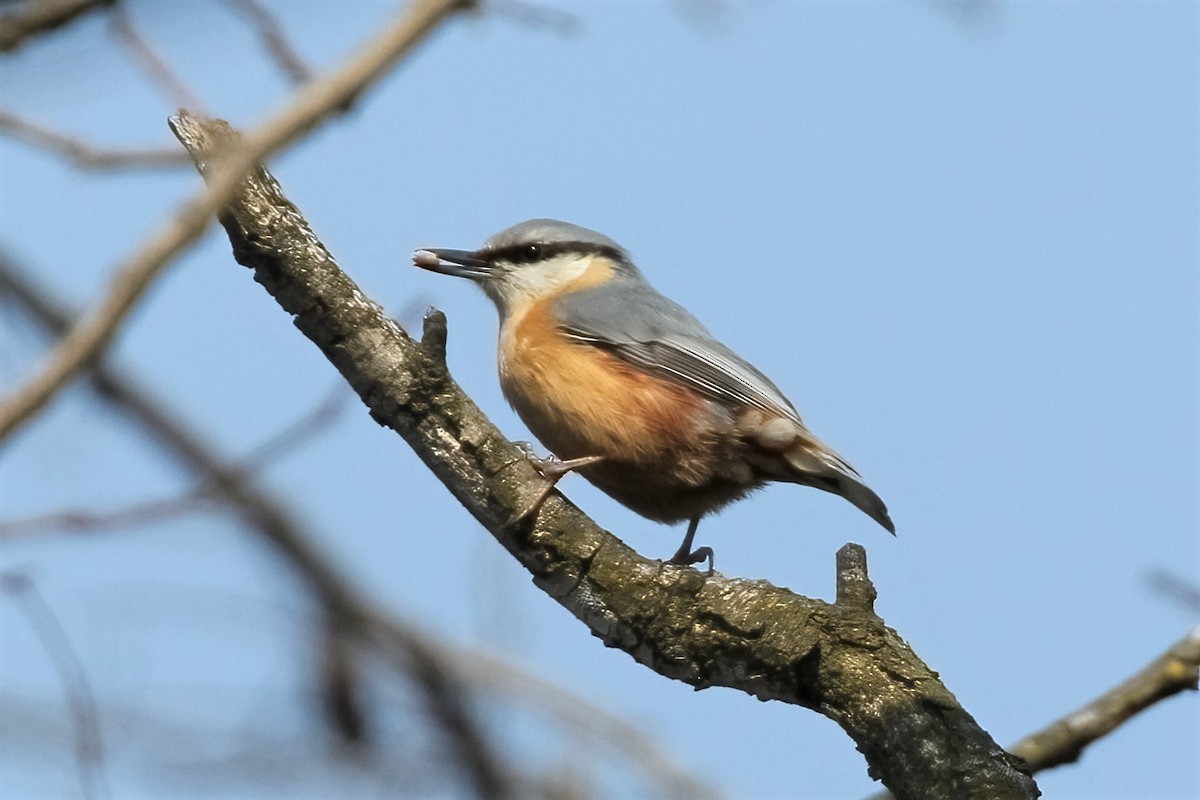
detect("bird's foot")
(528, 451), (605, 481)
(668, 544), (714, 576)
(667, 517), (714, 574)
(507, 444), (603, 525)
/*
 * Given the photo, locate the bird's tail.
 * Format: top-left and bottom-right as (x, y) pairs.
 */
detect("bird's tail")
(782, 435), (896, 535)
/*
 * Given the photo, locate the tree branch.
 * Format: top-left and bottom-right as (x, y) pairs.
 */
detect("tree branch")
(0, 0), (468, 443)
(0, 0), (111, 53)
(1148, 569), (1200, 613)
(0, 110), (191, 170)
(169, 110), (1041, 800)
(0, 384), (345, 541)
(109, 5), (205, 112)
(223, 0), (313, 85)
(0, 571), (108, 800)
(1010, 624), (1200, 772)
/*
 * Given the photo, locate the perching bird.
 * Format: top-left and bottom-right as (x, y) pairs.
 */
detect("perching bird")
(413, 219), (893, 568)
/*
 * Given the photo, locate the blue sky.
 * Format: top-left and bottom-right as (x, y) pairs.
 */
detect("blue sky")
(1, 2), (1197, 798)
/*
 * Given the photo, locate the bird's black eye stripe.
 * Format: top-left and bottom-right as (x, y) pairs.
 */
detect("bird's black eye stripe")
(485, 241), (625, 266)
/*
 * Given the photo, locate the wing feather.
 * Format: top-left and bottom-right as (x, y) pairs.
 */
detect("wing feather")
(553, 274), (895, 533)
(554, 277), (802, 422)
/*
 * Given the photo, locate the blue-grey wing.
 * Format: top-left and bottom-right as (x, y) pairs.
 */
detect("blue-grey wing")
(555, 274), (895, 534)
(553, 277), (802, 422)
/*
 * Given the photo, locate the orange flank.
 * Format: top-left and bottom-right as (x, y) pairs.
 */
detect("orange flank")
(501, 290), (703, 466)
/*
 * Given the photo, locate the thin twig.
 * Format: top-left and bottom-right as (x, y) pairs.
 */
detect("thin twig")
(0, 571), (109, 800)
(923, 0), (1000, 27)
(317, 614), (369, 748)
(0, 0), (468, 443)
(0, 381), (347, 540)
(230, 383), (348, 474)
(0, 491), (213, 539)
(1009, 624), (1200, 772)
(414, 629), (723, 800)
(109, 5), (206, 112)
(1148, 569), (1200, 613)
(0, 110), (191, 170)
(488, 0), (580, 35)
(223, 0), (312, 84)
(0, 0), (111, 52)
(375, 629), (515, 798)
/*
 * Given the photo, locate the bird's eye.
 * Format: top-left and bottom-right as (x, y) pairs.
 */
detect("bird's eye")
(525, 244), (543, 262)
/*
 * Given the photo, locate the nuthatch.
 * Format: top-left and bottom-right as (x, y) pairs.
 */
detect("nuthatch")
(413, 219), (894, 568)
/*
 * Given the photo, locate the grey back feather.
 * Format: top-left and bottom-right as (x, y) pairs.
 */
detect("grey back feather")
(485, 219), (626, 253)
(553, 272), (803, 423)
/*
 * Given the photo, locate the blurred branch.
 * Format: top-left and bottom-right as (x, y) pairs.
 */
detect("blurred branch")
(922, 0), (999, 27)
(1148, 569), (1200, 612)
(0, 110), (192, 169)
(1010, 624), (1200, 772)
(317, 615), (368, 748)
(0, 369), (346, 541)
(110, 5), (206, 112)
(0, 255), (511, 796)
(170, 110), (1040, 800)
(0, 571), (109, 800)
(223, 0), (312, 84)
(0, 0), (110, 52)
(0, 0), (468, 444)
(0, 250), (711, 800)
(392, 627), (514, 798)
(0, 488), (213, 539)
(447, 641), (720, 800)
(0, 251), (511, 796)
(228, 384), (348, 472)
(488, 0), (579, 35)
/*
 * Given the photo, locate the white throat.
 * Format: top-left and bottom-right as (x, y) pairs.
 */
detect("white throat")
(483, 252), (595, 321)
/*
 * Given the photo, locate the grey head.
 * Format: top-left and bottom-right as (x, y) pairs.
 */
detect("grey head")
(484, 218), (627, 257)
(413, 218), (643, 317)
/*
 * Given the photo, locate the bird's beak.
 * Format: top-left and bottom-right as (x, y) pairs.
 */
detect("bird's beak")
(412, 248), (494, 281)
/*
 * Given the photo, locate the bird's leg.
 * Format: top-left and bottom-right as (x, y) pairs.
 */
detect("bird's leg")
(508, 443), (604, 524)
(669, 516), (714, 574)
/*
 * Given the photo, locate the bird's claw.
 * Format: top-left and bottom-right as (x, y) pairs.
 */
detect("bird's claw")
(529, 453), (604, 480)
(506, 447), (603, 525)
(669, 545), (714, 576)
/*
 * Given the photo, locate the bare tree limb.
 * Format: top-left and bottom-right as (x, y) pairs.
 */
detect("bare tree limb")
(0, 0), (110, 52)
(0, 571), (109, 800)
(1148, 569), (1200, 613)
(109, 5), (206, 112)
(488, 0), (580, 35)
(390, 628), (516, 798)
(316, 614), (369, 749)
(0, 0), (468, 443)
(0, 110), (191, 169)
(0, 249), (712, 800)
(0, 381), (346, 541)
(1010, 624), (1200, 772)
(223, 0), (313, 84)
(169, 110), (1041, 800)
(0, 488), (215, 538)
